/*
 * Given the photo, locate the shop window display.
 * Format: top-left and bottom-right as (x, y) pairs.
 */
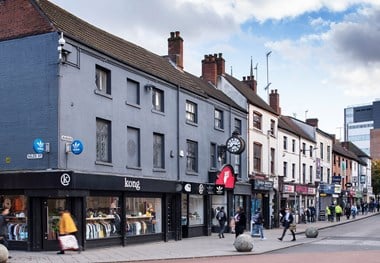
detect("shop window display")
(182, 194), (204, 226)
(86, 196), (121, 240)
(125, 197), (161, 235)
(0, 195), (28, 241)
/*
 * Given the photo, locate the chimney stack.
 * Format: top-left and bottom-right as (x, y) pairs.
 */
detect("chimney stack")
(215, 53), (225, 75)
(306, 118), (319, 128)
(168, 31), (183, 69)
(269, 89), (281, 115)
(242, 75), (257, 93)
(201, 54), (218, 85)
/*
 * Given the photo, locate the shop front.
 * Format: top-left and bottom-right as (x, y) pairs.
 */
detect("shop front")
(209, 165), (250, 234)
(180, 181), (219, 238)
(318, 183), (342, 220)
(250, 178), (273, 229)
(0, 171), (181, 251)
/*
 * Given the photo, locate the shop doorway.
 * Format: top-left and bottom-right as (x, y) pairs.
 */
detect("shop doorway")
(42, 198), (67, 250)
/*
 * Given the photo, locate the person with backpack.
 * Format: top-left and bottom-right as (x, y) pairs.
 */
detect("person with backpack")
(216, 207), (227, 238)
(253, 208), (266, 240)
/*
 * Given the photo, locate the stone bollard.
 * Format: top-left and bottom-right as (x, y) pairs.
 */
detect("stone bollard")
(305, 226), (319, 238)
(0, 244), (8, 263)
(233, 233), (253, 252)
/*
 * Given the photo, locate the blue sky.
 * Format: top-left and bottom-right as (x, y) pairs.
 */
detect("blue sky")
(51, 0), (380, 138)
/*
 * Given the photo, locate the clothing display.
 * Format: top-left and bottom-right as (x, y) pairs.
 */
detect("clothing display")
(86, 219), (119, 239)
(0, 196), (28, 242)
(7, 223), (28, 241)
(126, 219), (155, 236)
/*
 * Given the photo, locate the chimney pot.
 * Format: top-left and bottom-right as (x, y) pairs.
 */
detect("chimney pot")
(242, 75), (257, 93)
(269, 89), (281, 115)
(168, 31), (184, 69)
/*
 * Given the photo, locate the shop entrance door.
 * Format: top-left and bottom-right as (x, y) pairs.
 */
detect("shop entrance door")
(42, 198), (67, 251)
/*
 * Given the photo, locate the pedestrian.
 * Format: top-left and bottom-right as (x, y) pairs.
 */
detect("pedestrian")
(326, 205), (331, 222)
(335, 204), (343, 222)
(278, 207), (296, 241)
(344, 204), (351, 220)
(305, 207), (311, 223)
(310, 206), (316, 222)
(216, 207), (227, 238)
(329, 203), (335, 222)
(57, 207), (81, 254)
(351, 204), (357, 219)
(253, 208), (265, 240)
(0, 208), (12, 259)
(234, 206), (246, 238)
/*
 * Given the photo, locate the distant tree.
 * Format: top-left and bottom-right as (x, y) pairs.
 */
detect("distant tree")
(372, 161), (380, 197)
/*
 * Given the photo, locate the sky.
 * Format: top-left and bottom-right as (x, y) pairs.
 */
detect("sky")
(51, 0), (380, 139)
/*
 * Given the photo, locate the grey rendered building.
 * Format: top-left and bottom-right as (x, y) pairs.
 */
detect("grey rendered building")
(0, 0), (248, 251)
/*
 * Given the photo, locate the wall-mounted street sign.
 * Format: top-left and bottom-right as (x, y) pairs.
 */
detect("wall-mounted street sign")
(33, 138), (45, 154)
(71, 140), (84, 155)
(27, 153), (43, 159)
(61, 135), (74, 142)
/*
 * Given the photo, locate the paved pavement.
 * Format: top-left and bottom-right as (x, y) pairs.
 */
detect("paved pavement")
(7, 212), (379, 263)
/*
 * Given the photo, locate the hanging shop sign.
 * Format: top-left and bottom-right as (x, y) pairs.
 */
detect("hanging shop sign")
(215, 164), (235, 189)
(252, 179), (273, 191)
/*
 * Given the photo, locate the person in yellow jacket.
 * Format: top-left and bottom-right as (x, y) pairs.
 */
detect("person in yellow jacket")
(326, 206), (331, 222)
(335, 204), (343, 222)
(57, 208), (79, 254)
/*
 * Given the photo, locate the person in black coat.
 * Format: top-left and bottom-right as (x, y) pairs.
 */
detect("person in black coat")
(234, 206), (246, 238)
(216, 207), (227, 238)
(278, 207), (296, 241)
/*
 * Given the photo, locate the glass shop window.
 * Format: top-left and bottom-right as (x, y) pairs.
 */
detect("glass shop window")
(125, 197), (161, 236)
(0, 195), (28, 241)
(182, 194), (204, 226)
(86, 196), (121, 240)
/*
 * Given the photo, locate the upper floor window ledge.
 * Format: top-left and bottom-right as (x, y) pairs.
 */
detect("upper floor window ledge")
(151, 109), (165, 116)
(95, 161), (113, 167)
(125, 101), (141, 109)
(126, 166), (142, 171)
(186, 171), (199, 176)
(153, 168), (166, 173)
(186, 120), (198, 127)
(94, 89), (113, 99)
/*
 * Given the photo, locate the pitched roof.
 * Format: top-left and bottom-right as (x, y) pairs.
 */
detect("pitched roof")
(32, 0), (244, 111)
(223, 74), (278, 115)
(278, 115), (315, 142)
(341, 141), (371, 161)
(184, 73), (247, 112)
(333, 142), (364, 164)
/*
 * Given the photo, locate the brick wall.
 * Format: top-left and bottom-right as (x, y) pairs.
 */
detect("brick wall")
(371, 129), (380, 161)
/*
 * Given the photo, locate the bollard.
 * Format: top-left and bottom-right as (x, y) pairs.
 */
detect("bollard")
(305, 226), (319, 238)
(0, 244), (8, 263)
(233, 233), (253, 252)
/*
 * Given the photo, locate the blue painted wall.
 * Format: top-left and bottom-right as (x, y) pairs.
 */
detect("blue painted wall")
(0, 32), (59, 170)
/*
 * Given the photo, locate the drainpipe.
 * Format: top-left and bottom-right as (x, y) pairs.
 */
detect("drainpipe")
(177, 84), (180, 181)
